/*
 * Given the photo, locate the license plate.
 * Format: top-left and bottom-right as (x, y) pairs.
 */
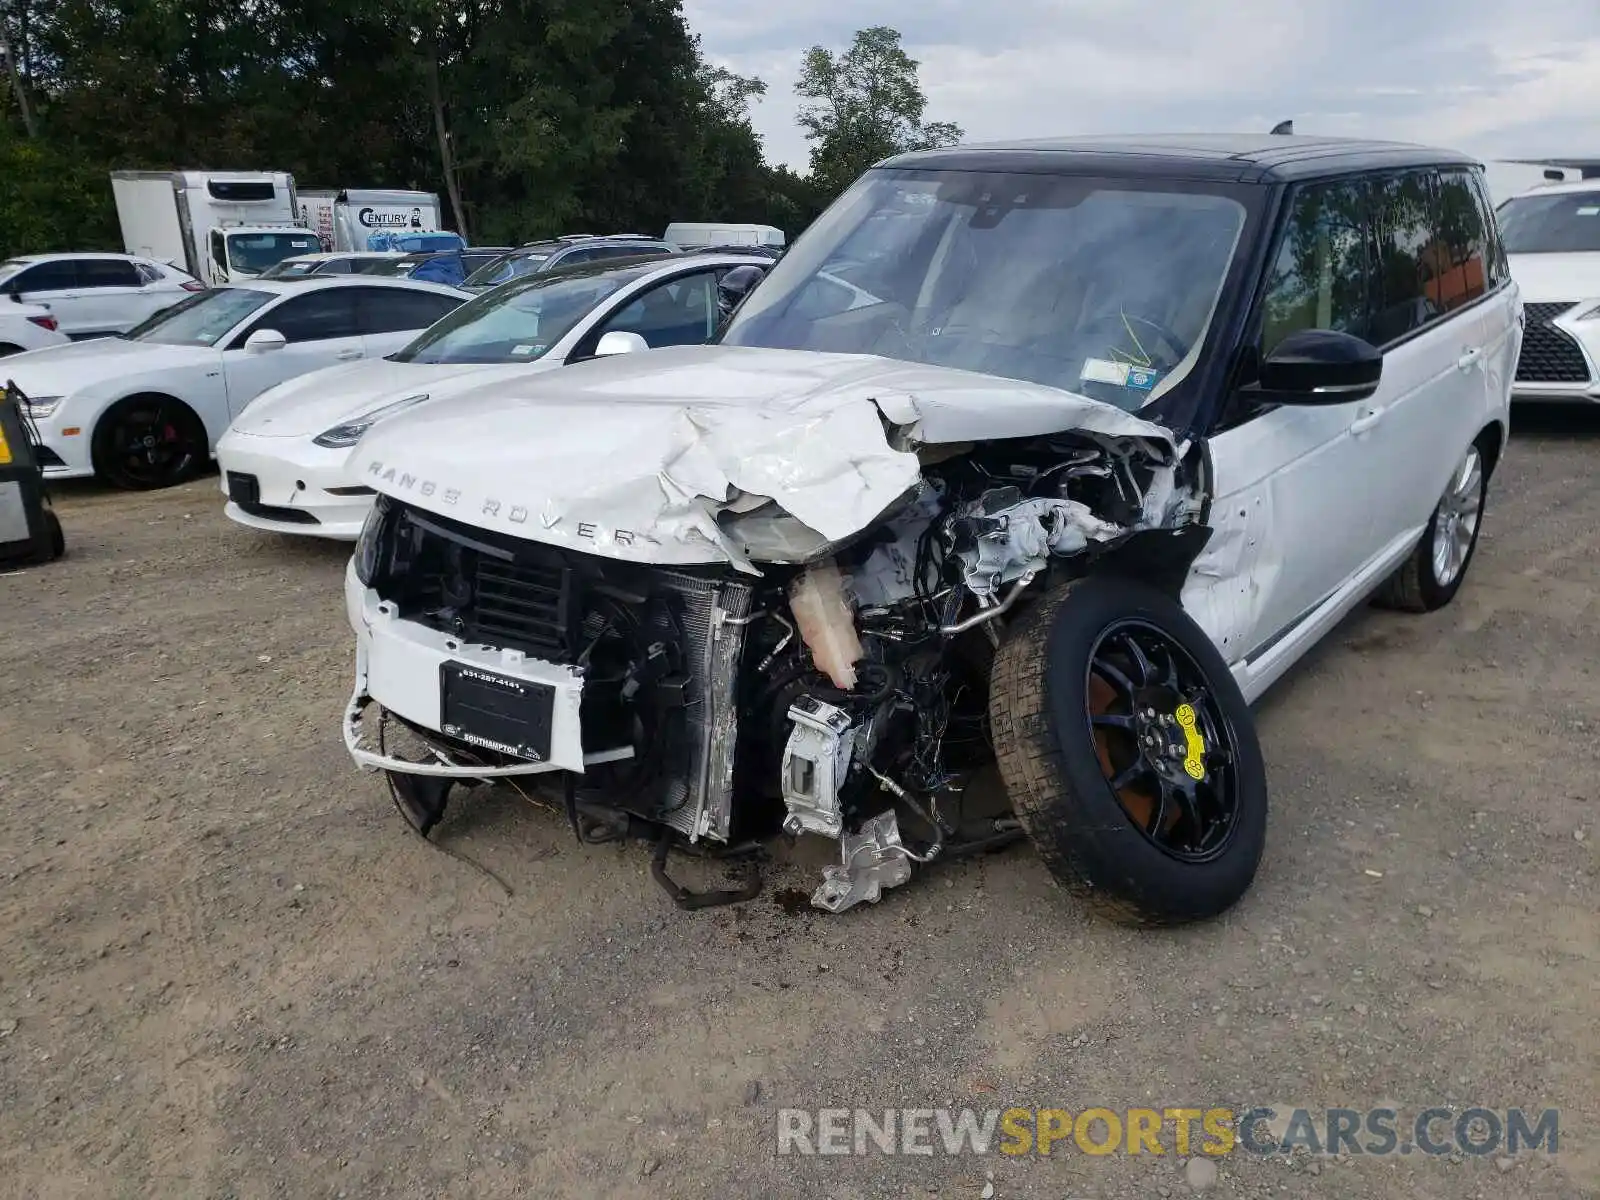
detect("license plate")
(439, 661), (555, 762)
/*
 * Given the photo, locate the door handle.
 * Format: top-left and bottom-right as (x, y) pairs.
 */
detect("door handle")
(336, 349), (363, 361)
(1348, 408), (1384, 435)
(1456, 346), (1483, 371)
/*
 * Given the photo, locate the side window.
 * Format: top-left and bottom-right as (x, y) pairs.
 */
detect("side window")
(323, 259), (354, 275)
(592, 270), (721, 349)
(1469, 171), (1511, 288)
(1368, 171), (1442, 345)
(242, 290), (360, 344)
(1430, 170), (1489, 313)
(352, 287), (463, 335)
(12, 260), (81, 293)
(1259, 179), (1374, 355)
(79, 258), (143, 288)
(557, 247), (596, 265)
(134, 262), (163, 285)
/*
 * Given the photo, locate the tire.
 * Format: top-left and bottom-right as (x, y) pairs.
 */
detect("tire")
(90, 394), (208, 490)
(1372, 438), (1488, 613)
(989, 575), (1268, 926)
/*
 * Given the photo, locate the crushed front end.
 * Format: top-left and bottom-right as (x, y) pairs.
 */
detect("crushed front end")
(343, 411), (1202, 914)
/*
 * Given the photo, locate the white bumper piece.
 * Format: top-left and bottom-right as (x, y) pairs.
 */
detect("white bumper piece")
(342, 561), (630, 778)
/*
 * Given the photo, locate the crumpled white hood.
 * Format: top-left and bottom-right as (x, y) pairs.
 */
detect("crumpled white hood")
(351, 345), (1179, 570)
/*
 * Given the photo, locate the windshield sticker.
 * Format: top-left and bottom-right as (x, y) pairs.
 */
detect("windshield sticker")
(1125, 366), (1160, 391)
(1081, 358), (1160, 391)
(1080, 357), (1131, 386)
(1576, 206), (1600, 216)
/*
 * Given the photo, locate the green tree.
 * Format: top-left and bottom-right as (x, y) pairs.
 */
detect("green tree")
(794, 25), (961, 201)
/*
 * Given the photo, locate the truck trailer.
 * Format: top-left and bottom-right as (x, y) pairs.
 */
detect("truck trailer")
(111, 170), (319, 285)
(296, 189), (457, 253)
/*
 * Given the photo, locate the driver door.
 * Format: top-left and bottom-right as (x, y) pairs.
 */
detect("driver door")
(1187, 175), (1391, 687)
(220, 289), (364, 416)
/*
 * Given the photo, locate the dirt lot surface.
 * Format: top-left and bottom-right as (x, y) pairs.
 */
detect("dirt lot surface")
(1, 410), (1596, 1200)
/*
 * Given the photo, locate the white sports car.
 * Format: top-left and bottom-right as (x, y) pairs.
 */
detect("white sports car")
(216, 251), (771, 539)
(4, 276), (467, 489)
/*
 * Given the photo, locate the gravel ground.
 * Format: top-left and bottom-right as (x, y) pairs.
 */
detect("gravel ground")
(0, 408), (1595, 1200)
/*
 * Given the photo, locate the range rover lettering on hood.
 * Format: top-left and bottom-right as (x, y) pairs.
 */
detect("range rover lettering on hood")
(349, 345), (1185, 573)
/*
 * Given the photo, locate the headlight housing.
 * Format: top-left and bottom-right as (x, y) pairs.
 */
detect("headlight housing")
(353, 495), (388, 586)
(313, 392), (431, 449)
(20, 395), (63, 419)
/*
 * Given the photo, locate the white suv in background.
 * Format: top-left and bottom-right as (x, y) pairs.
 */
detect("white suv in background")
(0, 253), (202, 339)
(1497, 179), (1600, 402)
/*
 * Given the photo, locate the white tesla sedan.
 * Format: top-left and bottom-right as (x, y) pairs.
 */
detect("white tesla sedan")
(216, 251), (770, 539)
(4, 276), (467, 489)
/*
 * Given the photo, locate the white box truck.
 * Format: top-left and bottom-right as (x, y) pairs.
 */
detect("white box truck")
(296, 188), (453, 252)
(111, 170), (321, 285)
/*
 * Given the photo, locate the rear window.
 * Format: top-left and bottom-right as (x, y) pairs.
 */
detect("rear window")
(1498, 190), (1600, 253)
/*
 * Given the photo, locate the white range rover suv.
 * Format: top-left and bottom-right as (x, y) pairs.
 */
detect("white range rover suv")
(339, 135), (1520, 922)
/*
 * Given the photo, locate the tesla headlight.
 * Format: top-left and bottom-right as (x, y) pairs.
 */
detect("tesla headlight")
(353, 496), (388, 586)
(313, 393), (431, 449)
(19, 394), (63, 418)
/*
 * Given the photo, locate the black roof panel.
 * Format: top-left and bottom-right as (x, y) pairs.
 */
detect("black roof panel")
(880, 134), (1480, 184)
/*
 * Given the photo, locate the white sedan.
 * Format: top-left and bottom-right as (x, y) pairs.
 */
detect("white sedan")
(217, 251), (771, 539)
(0, 253), (203, 338)
(6, 276), (468, 489)
(0, 299), (70, 356)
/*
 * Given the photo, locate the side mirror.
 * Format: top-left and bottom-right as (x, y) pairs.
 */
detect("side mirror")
(244, 328), (287, 354)
(595, 330), (650, 357)
(1258, 329), (1382, 404)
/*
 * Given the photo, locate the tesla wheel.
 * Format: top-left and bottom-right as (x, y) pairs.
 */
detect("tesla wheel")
(91, 394), (209, 490)
(1373, 440), (1487, 613)
(990, 575), (1268, 927)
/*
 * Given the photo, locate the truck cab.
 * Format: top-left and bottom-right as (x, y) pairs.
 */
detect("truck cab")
(207, 226), (323, 283)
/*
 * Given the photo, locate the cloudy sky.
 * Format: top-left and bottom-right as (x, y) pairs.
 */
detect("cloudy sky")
(683, 0), (1600, 199)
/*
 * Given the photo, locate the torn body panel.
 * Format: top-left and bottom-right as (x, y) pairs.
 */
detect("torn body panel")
(349, 345), (1187, 574)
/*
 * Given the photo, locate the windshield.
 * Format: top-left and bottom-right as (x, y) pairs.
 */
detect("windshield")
(123, 287), (274, 346)
(1498, 191), (1600, 254)
(260, 258), (321, 279)
(355, 257), (412, 276)
(463, 251), (551, 289)
(225, 232), (322, 276)
(391, 268), (644, 364)
(723, 169), (1249, 411)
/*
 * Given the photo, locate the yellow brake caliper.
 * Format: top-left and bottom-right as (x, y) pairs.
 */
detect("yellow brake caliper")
(1173, 703), (1207, 781)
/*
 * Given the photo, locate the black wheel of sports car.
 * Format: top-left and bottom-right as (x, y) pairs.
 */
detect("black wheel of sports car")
(1372, 438), (1488, 613)
(91, 394), (208, 490)
(989, 575), (1268, 926)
